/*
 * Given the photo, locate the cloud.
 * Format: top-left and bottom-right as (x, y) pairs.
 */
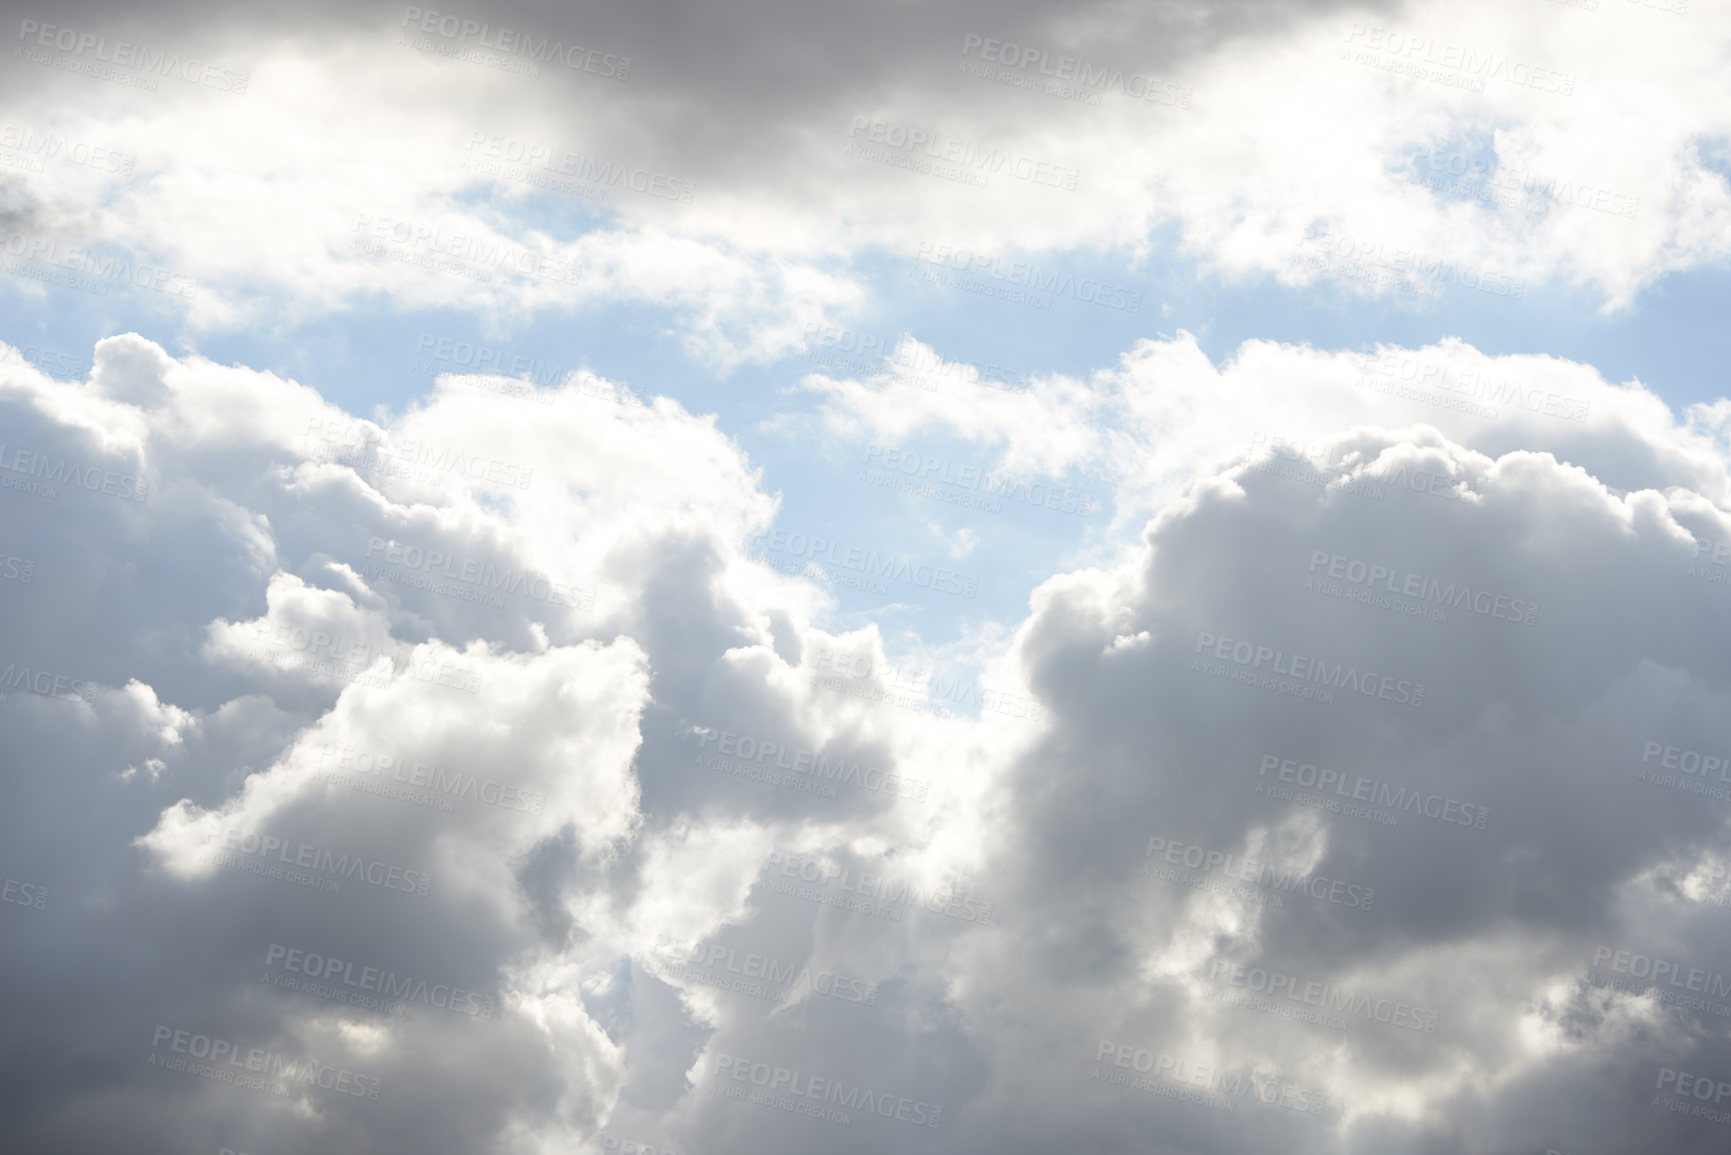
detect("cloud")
(4, 329), (1731, 1152)
(798, 331), (1730, 541)
(4, 4), (1731, 1151)
(948, 418), (1731, 1151)
(5, 0), (1729, 364)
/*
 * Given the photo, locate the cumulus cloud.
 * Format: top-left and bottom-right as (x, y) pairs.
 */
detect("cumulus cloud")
(5, 1), (1731, 1152)
(797, 330), (1728, 542)
(2, 328), (1730, 1153)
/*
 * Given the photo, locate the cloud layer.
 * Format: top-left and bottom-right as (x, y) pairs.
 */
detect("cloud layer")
(3, 329), (1730, 1152)
(6, 1), (1731, 1152)
(4, 0), (1729, 360)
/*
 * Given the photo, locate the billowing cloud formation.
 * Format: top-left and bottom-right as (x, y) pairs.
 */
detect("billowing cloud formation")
(4, 331), (1731, 1154)
(798, 330), (1729, 532)
(2, 0), (1728, 363)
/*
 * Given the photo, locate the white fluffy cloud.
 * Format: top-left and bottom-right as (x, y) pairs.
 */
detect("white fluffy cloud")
(3, 329), (1731, 1152)
(4, 0), (1729, 359)
(4, 1), (1731, 1151)
(798, 330), (1730, 541)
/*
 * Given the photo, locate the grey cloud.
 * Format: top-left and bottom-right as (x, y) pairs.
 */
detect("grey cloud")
(5, 323), (1731, 1153)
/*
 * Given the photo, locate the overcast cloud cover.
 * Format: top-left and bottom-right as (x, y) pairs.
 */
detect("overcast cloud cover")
(3, 1), (1731, 1153)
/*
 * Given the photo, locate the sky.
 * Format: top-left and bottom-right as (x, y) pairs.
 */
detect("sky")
(2, 1), (1731, 1153)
